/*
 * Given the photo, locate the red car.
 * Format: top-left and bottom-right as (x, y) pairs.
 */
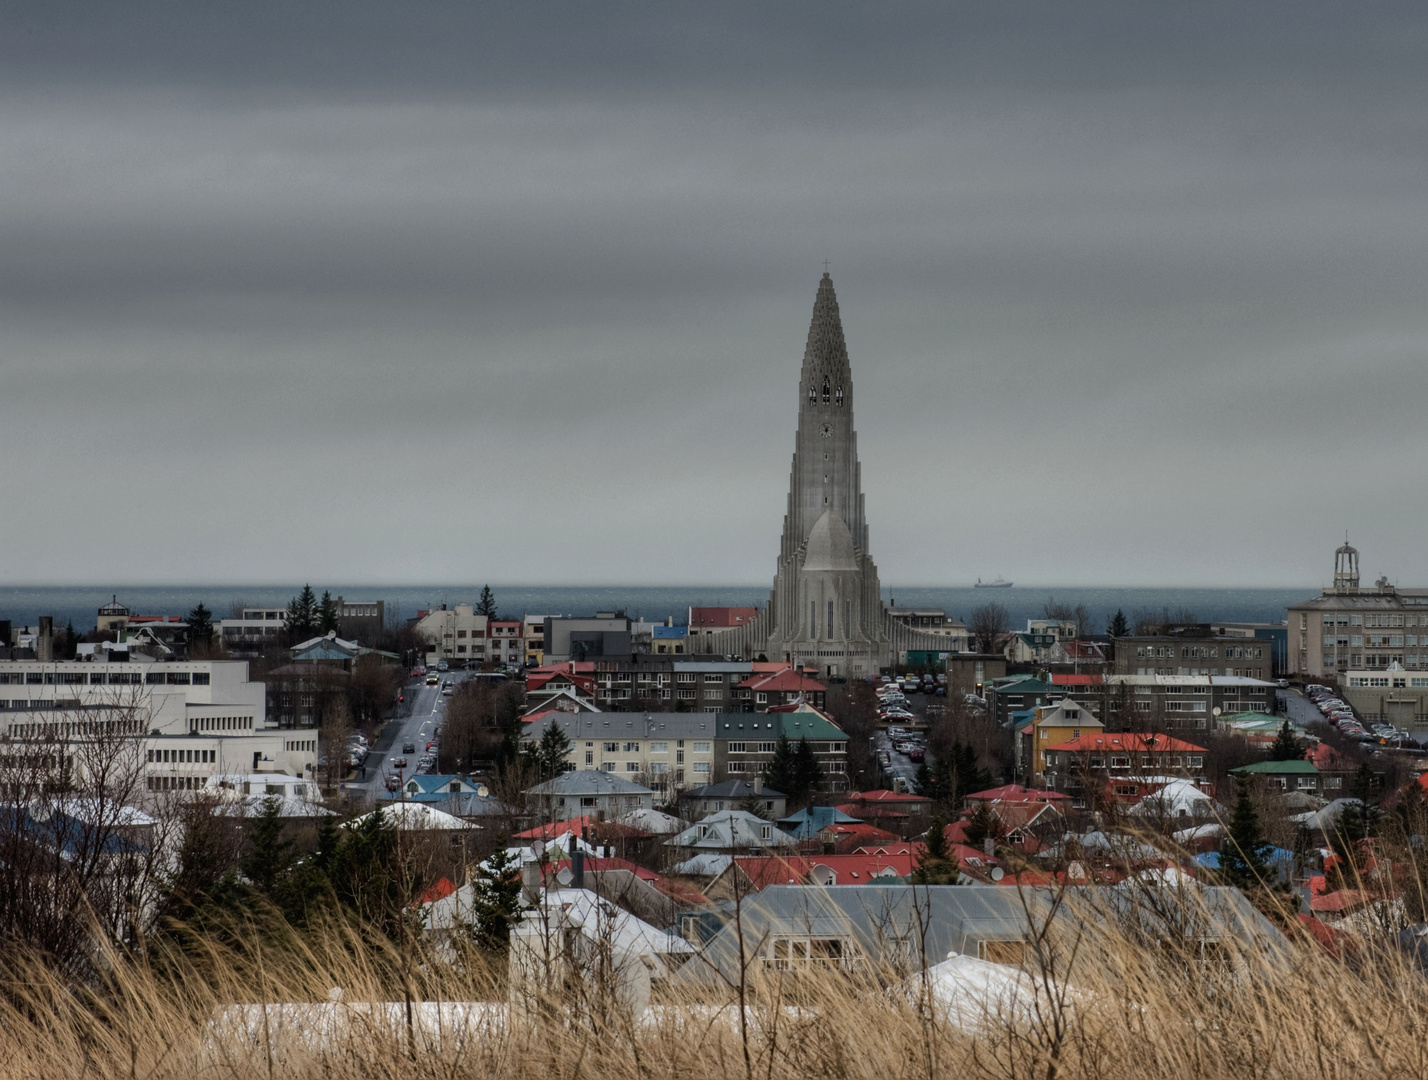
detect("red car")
(392, 757), (408, 769)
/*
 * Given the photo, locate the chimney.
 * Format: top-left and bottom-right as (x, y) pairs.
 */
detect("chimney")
(571, 848), (585, 890)
(753, 775), (763, 795)
(37, 616), (54, 663)
(521, 858), (541, 901)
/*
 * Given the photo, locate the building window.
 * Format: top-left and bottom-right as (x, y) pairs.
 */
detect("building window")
(693, 741), (711, 753)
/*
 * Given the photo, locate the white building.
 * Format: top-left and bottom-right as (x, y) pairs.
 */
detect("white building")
(0, 653), (314, 793)
(414, 605), (489, 667)
(215, 607), (288, 654)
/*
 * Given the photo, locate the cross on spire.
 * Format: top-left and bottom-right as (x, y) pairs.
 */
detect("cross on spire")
(822, 258), (831, 274)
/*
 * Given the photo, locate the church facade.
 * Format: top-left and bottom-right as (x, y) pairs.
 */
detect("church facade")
(714, 273), (950, 678)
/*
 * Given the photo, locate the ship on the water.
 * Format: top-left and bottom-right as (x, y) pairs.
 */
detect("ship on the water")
(974, 577), (1013, 589)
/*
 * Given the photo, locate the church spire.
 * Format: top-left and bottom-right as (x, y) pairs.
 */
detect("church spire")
(780, 272), (866, 561)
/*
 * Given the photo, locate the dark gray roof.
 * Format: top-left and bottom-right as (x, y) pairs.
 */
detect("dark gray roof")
(683, 779), (787, 800)
(526, 770), (654, 798)
(522, 712), (730, 741)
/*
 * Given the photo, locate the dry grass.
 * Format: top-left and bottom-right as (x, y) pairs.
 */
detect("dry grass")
(4, 890), (1428, 1080)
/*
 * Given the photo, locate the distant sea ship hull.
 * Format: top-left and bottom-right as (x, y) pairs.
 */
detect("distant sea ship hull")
(974, 578), (1013, 588)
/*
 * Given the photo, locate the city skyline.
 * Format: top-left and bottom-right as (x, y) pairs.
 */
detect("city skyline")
(4, 3), (1428, 588)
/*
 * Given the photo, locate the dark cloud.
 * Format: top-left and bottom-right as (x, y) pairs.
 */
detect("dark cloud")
(2, 3), (1427, 586)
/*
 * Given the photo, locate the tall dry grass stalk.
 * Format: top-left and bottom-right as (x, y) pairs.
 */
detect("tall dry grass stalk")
(4, 886), (1428, 1080)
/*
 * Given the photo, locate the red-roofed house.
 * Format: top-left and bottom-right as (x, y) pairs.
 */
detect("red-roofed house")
(1040, 733), (1209, 807)
(736, 669), (827, 711)
(688, 606), (761, 649)
(837, 788), (932, 838)
(711, 851), (917, 894)
(514, 816), (650, 843)
(966, 784), (1070, 805)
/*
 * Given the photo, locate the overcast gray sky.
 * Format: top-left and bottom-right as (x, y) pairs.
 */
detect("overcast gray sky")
(3, 2), (1426, 588)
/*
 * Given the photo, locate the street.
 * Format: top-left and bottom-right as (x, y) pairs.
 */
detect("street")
(341, 671), (464, 804)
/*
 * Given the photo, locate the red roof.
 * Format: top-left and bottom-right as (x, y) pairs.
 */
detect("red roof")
(545, 856), (659, 882)
(513, 816), (650, 841)
(1310, 743), (1355, 771)
(846, 789), (932, 805)
(739, 669), (828, 694)
(1042, 732), (1207, 754)
(527, 670), (595, 694)
(1050, 673), (1104, 685)
(418, 876), (456, 905)
(966, 784), (1069, 804)
(689, 606), (760, 628)
(835, 802), (908, 819)
(732, 852), (917, 888)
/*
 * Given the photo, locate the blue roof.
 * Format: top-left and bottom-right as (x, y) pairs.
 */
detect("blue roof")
(1195, 847), (1294, 870)
(776, 805), (863, 839)
(652, 626), (689, 639)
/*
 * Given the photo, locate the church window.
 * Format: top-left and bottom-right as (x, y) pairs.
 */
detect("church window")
(828, 600), (835, 639)
(836, 385), (844, 406)
(822, 376), (830, 403)
(808, 384), (816, 405)
(845, 599), (851, 639)
(811, 602), (817, 639)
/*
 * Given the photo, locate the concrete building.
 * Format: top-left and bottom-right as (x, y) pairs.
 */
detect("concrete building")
(523, 615), (548, 666)
(217, 607), (288, 656)
(1287, 540), (1428, 681)
(332, 597), (385, 645)
(704, 274), (953, 678)
(521, 708), (849, 796)
(542, 613), (635, 663)
(0, 653), (312, 792)
(1340, 664), (1428, 728)
(1113, 629), (1273, 680)
(414, 605), (488, 668)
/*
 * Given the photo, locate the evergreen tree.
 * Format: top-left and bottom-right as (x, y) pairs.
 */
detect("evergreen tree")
(1330, 763), (1380, 882)
(476, 585), (498, 618)
(284, 585), (319, 640)
(1219, 777), (1272, 890)
(763, 734), (799, 803)
(1107, 609), (1129, 638)
(522, 721), (573, 781)
(912, 811), (957, 884)
(240, 797), (295, 897)
(921, 811), (950, 863)
(962, 801), (1005, 849)
(328, 807), (402, 932)
(318, 590), (340, 634)
(465, 839), (529, 952)
(1267, 720), (1301, 762)
(187, 602), (214, 646)
(792, 737), (823, 804)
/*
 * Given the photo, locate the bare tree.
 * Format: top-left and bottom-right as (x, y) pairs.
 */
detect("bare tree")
(0, 693), (169, 978)
(969, 602), (1011, 655)
(318, 695), (354, 793)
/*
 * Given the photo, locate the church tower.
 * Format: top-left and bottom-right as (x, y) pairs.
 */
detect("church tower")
(712, 272), (950, 677)
(762, 273), (886, 678)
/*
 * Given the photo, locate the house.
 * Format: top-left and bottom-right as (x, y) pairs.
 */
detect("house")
(736, 669), (828, 711)
(525, 770), (655, 817)
(832, 790), (931, 839)
(1023, 700), (1104, 783)
(665, 809), (797, 853)
(1232, 759), (1325, 797)
(672, 884), (1288, 980)
(1038, 733), (1209, 808)
(706, 851), (917, 896)
(651, 625), (690, 655)
(679, 778), (788, 820)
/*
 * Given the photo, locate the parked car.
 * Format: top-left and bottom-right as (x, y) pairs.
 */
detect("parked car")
(385, 775), (400, 791)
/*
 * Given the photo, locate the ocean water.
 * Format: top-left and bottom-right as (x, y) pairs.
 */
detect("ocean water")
(0, 584), (1315, 634)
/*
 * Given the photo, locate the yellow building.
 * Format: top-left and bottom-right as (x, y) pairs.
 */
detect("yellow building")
(1029, 700), (1103, 782)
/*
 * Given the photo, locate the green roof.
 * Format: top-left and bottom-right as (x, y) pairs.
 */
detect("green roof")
(991, 678), (1054, 694)
(1232, 760), (1319, 775)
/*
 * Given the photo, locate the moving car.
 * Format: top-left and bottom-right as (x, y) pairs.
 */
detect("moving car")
(403, 743), (416, 754)
(392, 757), (408, 768)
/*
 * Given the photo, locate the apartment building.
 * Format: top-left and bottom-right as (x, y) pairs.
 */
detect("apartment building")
(589, 659), (754, 711)
(0, 652), (311, 792)
(1039, 732), (1210, 808)
(332, 597), (385, 645)
(523, 615), (548, 666)
(1339, 664), (1428, 728)
(414, 605), (488, 667)
(522, 709), (849, 796)
(1287, 540), (1428, 680)
(1113, 630), (1272, 680)
(217, 607), (288, 656)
